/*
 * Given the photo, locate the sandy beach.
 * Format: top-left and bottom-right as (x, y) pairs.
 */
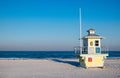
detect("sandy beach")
(0, 59), (120, 78)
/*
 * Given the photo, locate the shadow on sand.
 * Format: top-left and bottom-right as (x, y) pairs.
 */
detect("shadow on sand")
(51, 59), (80, 67)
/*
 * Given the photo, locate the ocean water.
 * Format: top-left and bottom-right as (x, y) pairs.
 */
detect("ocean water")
(0, 51), (120, 59)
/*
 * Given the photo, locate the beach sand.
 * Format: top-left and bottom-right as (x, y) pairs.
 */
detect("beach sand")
(0, 59), (120, 78)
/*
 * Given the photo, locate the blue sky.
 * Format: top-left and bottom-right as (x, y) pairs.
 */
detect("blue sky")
(0, 0), (120, 51)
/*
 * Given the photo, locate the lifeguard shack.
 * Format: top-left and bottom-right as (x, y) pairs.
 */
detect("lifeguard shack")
(75, 29), (108, 68)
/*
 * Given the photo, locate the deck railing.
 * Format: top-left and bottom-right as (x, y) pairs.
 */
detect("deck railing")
(74, 46), (108, 55)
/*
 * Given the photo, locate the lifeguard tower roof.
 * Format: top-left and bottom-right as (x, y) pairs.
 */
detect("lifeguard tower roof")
(83, 29), (104, 39)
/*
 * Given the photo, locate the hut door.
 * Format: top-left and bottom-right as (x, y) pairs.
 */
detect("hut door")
(88, 47), (94, 54)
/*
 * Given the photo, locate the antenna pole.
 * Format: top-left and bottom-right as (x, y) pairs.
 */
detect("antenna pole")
(79, 8), (82, 53)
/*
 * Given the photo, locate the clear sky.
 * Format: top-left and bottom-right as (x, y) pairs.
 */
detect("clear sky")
(0, 0), (120, 51)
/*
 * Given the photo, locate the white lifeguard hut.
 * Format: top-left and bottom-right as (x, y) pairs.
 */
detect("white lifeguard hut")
(75, 29), (108, 68)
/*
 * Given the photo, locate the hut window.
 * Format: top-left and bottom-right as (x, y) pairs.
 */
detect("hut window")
(95, 40), (99, 46)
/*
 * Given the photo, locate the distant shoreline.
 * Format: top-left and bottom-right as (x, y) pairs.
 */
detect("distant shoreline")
(0, 57), (120, 60)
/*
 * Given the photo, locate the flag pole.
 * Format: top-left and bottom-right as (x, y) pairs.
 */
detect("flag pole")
(79, 8), (82, 54)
